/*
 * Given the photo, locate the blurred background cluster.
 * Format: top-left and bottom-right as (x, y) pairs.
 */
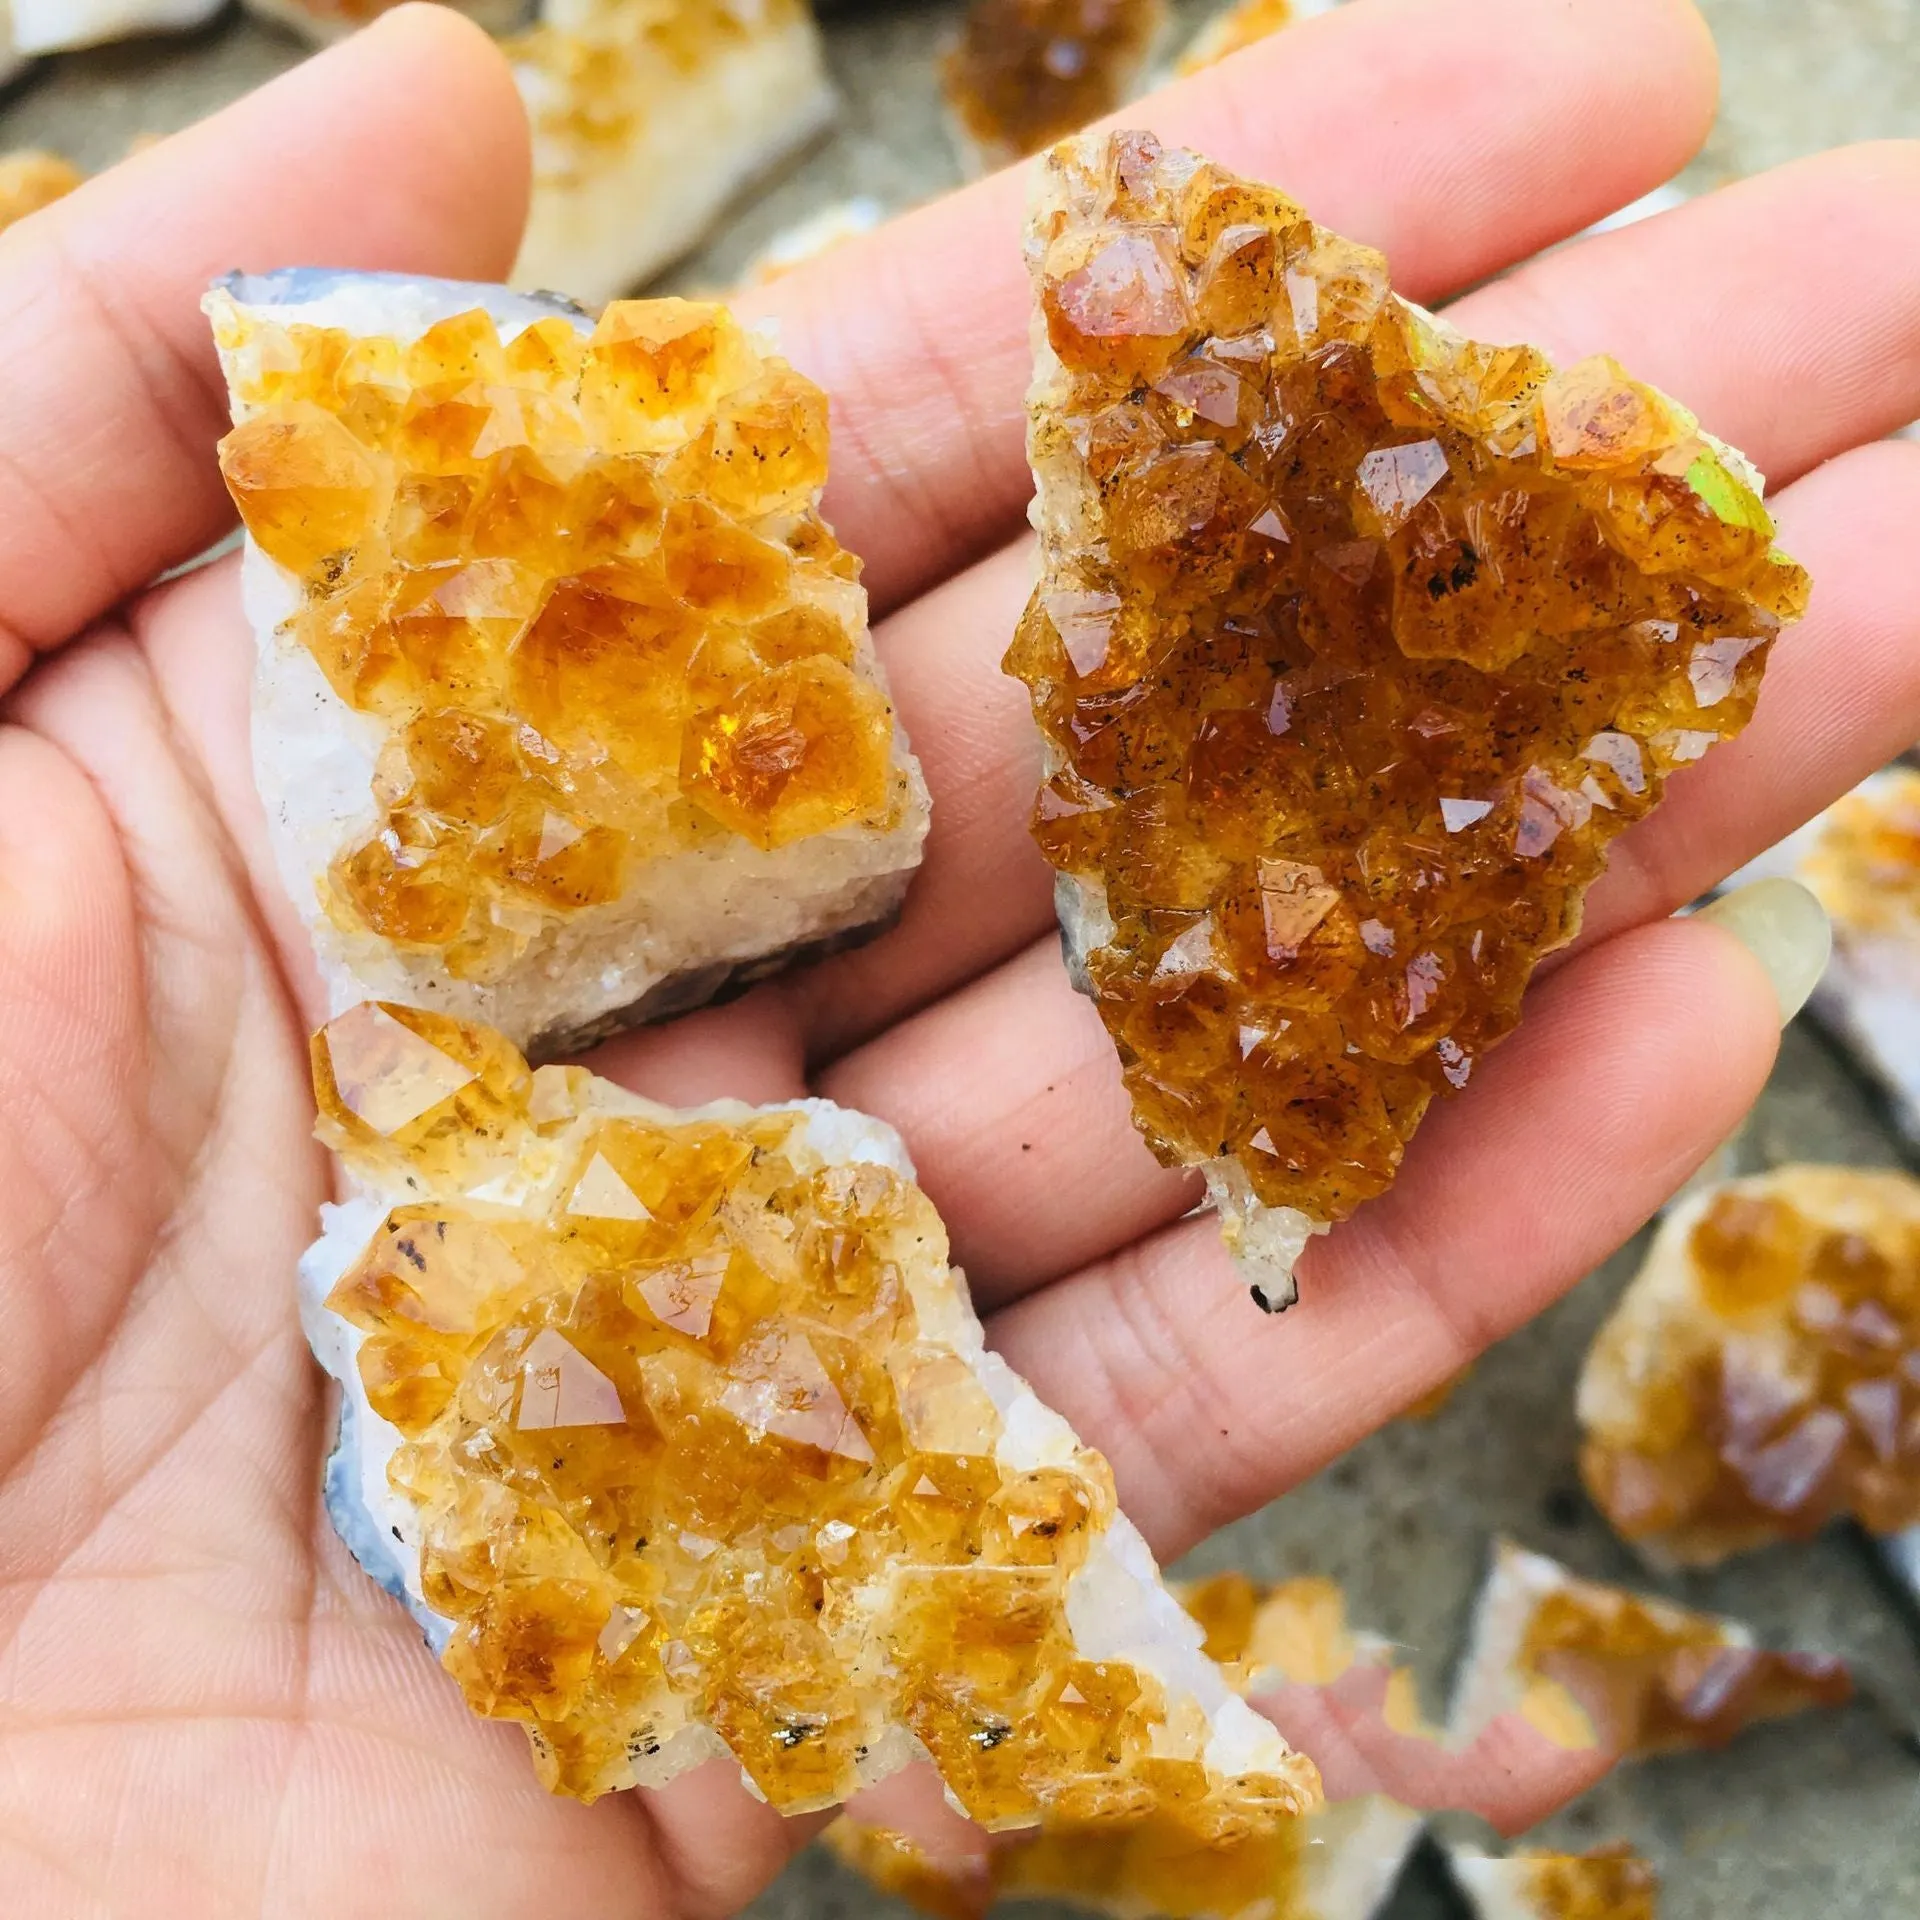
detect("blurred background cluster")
(3, 4), (1918, 1918)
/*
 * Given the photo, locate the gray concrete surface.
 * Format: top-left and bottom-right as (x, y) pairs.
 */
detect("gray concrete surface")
(4, 3), (1916, 1915)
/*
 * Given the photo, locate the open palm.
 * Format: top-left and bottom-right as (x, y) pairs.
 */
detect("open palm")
(2, 3), (1916, 1914)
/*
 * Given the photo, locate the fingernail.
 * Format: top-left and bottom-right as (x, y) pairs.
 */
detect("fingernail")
(1694, 878), (1832, 1026)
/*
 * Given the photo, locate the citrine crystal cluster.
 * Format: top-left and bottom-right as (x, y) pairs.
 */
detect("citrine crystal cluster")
(1448, 1846), (1659, 1920)
(1579, 1167), (1920, 1564)
(303, 999), (1317, 1819)
(211, 270), (926, 1054)
(0, 149), (82, 233)
(943, 1), (1167, 170)
(828, 1572), (1422, 1920)
(509, 0), (836, 300)
(242, 4), (834, 302)
(1732, 767), (1920, 1148)
(1451, 1542), (1850, 1757)
(1007, 131), (1808, 1305)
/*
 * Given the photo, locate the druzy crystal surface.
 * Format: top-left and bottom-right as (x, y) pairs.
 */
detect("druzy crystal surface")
(943, 2), (1166, 169)
(1579, 1167), (1920, 1564)
(211, 272), (926, 1053)
(304, 1001), (1315, 1819)
(1008, 132), (1808, 1304)
(0, 149), (81, 232)
(1452, 1542), (1851, 1756)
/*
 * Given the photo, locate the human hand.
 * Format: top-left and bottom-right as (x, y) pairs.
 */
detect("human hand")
(2, 1), (1916, 1914)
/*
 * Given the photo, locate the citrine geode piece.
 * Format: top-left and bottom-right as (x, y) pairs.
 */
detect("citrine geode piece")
(210, 271), (927, 1056)
(1727, 767), (1920, 1149)
(243, 2), (836, 302)
(826, 1571), (1424, 1920)
(1007, 132), (1809, 1306)
(829, 1793), (1416, 1920)
(943, 1), (1167, 171)
(1450, 1541), (1851, 1759)
(303, 1000), (1319, 1819)
(1445, 1847), (1659, 1920)
(1579, 1166), (1920, 1566)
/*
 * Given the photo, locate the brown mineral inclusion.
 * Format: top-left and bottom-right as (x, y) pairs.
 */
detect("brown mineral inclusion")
(1008, 132), (1808, 1256)
(1580, 1167), (1920, 1563)
(0, 150), (82, 233)
(312, 1000), (1318, 1822)
(943, 2), (1167, 168)
(216, 297), (908, 992)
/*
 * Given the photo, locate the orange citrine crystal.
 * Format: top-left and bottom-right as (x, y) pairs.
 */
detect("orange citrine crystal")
(211, 287), (914, 1021)
(1007, 132), (1808, 1254)
(943, 1), (1167, 167)
(1579, 1167), (1920, 1562)
(310, 1002), (1319, 1822)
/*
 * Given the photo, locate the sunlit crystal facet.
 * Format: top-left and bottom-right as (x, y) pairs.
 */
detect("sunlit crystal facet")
(1008, 132), (1808, 1298)
(1579, 1167), (1920, 1562)
(306, 1004), (1317, 1822)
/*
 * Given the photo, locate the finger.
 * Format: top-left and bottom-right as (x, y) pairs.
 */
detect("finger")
(795, 161), (1920, 1057)
(1573, 437), (1920, 951)
(755, 0), (1719, 614)
(982, 914), (1781, 1561)
(0, 724), (147, 1478)
(1449, 141), (1920, 488)
(0, 4), (529, 697)
(1249, 1672), (1617, 1831)
(640, 1760), (827, 1920)
(817, 939), (1188, 1303)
